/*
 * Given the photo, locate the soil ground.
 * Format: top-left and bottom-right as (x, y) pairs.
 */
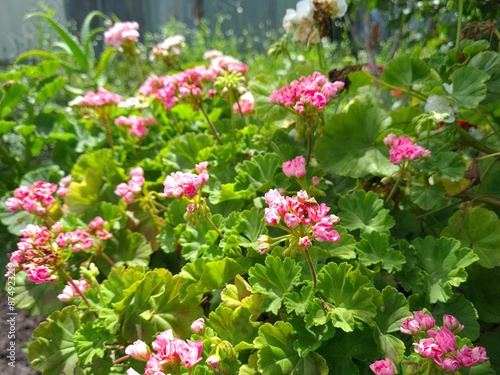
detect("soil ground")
(0, 293), (43, 375)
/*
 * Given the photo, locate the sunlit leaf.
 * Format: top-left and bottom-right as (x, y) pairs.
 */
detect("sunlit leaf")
(208, 305), (260, 347)
(356, 231), (406, 272)
(441, 206), (500, 268)
(315, 97), (398, 178)
(450, 66), (489, 108)
(74, 320), (113, 366)
(28, 306), (82, 374)
(338, 190), (395, 234)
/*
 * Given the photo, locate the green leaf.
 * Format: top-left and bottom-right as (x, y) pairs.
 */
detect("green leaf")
(317, 328), (378, 375)
(410, 183), (446, 210)
(221, 275), (264, 319)
(0, 120), (17, 135)
(26, 12), (89, 71)
(248, 256), (302, 314)
(15, 50), (81, 71)
(423, 151), (467, 181)
(317, 262), (377, 325)
(462, 265), (500, 323)
(0, 82), (27, 118)
(14, 272), (65, 315)
(35, 76), (67, 102)
(356, 231), (406, 272)
(222, 207), (267, 251)
(28, 306), (82, 374)
(338, 190), (395, 234)
(315, 97), (398, 178)
(180, 257), (248, 301)
(102, 229), (152, 268)
(469, 51), (500, 104)
(372, 286), (411, 333)
(373, 327), (406, 365)
(235, 153), (281, 192)
(412, 236), (479, 303)
(167, 132), (215, 170)
(142, 272), (203, 339)
(250, 76), (290, 124)
(450, 66), (489, 108)
(74, 321), (113, 366)
(432, 294), (480, 341)
(254, 321), (329, 375)
(478, 332), (500, 374)
(289, 315), (336, 358)
(441, 206), (500, 268)
(380, 56), (430, 87)
(284, 285), (315, 316)
(208, 305), (261, 347)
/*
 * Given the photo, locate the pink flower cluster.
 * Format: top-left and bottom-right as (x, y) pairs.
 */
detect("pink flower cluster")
(282, 156), (306, 178)
(269, 72), (344, 114)
(55, 229), (94, 252)
(69, 87), (123, 108)
(209, 54), (249, 74)
(114, 115), (157, 137)
(263, 189), (340, 252)
(104, 21), (140, 49)
(7, 225), (60, 284)
(115, 166), (145, 204)
(401, 311), (487, 372)
(6, 181), (58, 215)
(163, 162), (209, 199)
(87, 216), (113, 241)
(383, 133), (431, 165)
(125, 328), (203, 374)
(57, 279), (89, 302)
(139, 67), (220, 110)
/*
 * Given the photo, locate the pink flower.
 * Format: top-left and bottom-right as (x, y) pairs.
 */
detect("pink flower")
(282, 156), (306, 178)
(413, 311), (436, 330)
(57, 280), (89, 302)
(104, 21), (140, 49)
(456, 346), (488, 367)
(299, 236), (312, 247)
(414, 337), (442, 359)
(206, 354), (220, 369)
(115, 116), (156, 137)
(125, 340), (152, 362)
(384, 133), (431, 165)
(369, 358), (395, 375)
(428, 327), (457, 353)
(190, 318), (205, 334)
(6, 181), (58, 215)
(176, 339), (203, 368)
(69, 87), (122, 108)
(443, 314), (464, 334)
(25, 265), (58, 284)
(115, 166), (145, 204)
(440, 356), (461, 372)
(163, 167), (209, 199)
(400, 317), (421, 335)
(311, 176), (320, 185)
(270, 72), (344, 115)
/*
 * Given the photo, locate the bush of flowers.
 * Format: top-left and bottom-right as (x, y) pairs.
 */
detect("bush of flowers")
(1, 1), (500, 374)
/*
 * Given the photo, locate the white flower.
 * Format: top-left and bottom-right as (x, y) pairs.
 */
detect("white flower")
(283, 0), (314, 32)
(424, 95), (458, 123)
(293, 18), (321, 44)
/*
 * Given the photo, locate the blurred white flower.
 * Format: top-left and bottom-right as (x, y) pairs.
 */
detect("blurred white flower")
(424, 94), (458, 123)
(283, 0), (314, 33)
(314, 0), (348, 18)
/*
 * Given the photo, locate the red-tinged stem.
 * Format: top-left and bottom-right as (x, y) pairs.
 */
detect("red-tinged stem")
(304, 248), (317, 288)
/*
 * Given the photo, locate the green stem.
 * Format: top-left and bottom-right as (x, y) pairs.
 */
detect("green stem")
(385, 174), (403, 206)
(285, 48), (295, 68)
(455, 0), (464, 60)
(306, 129), (313, 166)
(476, 151), (500, 161)
(200, 106), (222, 145)
(304, 248), (317, 288)
(168, 110), (182, 135)
(316, 43), (323, 70)
(100, 251), (117, 268)
(458, 127), (499, 154)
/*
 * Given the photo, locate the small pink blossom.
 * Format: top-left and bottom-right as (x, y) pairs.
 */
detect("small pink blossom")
(69, 87), (122, 108)
(369, 358), (395, 375)
(57, 279), (89, 302)
(443, 314), (464, 334)
(282, 156), (306, 178)
(163, 166), (209, 199)
(6, 181), (58, 215)
(311, 176), (320, 185)
(176, 339), (203, 368)
(125, 340), (152, 362)
(206, 354), (220, 369)
(233, 91), (254, 115)
(190, 318), (205, 334)
(115, 166), (145, 204)
(25, 265), (58, 284)
(414, 337), (442, 359)
(413, 310), (436, 330)
(440, 356), (461, 372)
